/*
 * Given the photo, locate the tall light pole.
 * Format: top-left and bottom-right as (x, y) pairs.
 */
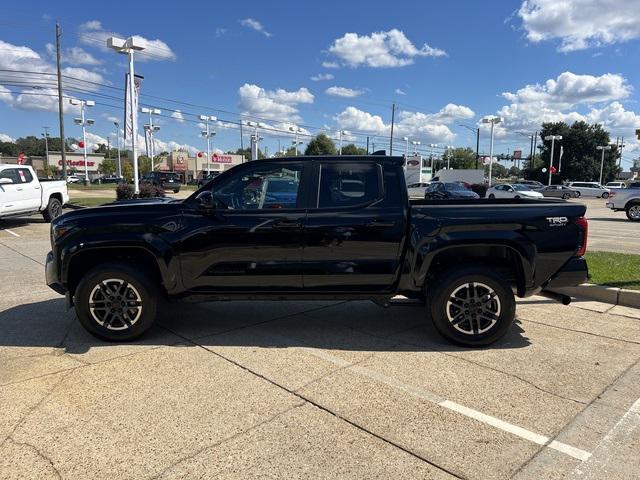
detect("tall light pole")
(41, 127), (50, 170)
(482, 116), (502, 186)
(289, 126), (303, 155)
(113, 121), (122, 177)
(142, 107), (161, 171)
(429, 143), (438, 170)
(596, 145), (612, 185)
(246, 121), (263, 160)
(618, 138), (625, 169)
(70, 98), (95, 184)
(338, 130), (348, 155)
(107, 36), (145, 193)
(199, 115), (217, 174)
(459, 124), (480, 169)
(403, 136), (409, 157)
(445, 145), (454, 169)
(544, 134), (562, 186)
(411, 140), (421, 155)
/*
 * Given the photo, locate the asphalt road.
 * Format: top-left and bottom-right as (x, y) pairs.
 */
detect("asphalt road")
(0, 217), (639, 479)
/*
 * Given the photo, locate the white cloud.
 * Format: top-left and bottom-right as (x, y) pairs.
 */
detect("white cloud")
(170, 110), (185, 123)
(45, 43), (101, 66)
(0, 133), (14, 142)
(336, 107), (388, 133)
(321, 61), (339, 69)
(105, 115), (120, 124)
(311, 73), (334, 81)
(395, 88), (406, 95)
(327, 29), (446, 68)
(325, 86), (364, 98)
(78, 20), (176, 61)
(518, 0), (640, 52)
(238, 83), (314, 122)
(495, 71), (640, 138)
(239, 18), (271, 37)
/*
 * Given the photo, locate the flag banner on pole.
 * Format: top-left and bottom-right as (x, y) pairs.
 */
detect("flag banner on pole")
(123, 73), (144, 141)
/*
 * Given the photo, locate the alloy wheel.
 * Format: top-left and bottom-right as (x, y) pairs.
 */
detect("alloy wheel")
(629, 205), (640, 220)
(445, 282), (501, 335)
(89, 278), (143, 330)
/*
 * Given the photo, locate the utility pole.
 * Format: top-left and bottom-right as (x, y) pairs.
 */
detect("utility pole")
(55, 24), (66, 180)
(366, 136), (369, 154)
(240, 120), (244, 151)
(475, 128), (480, 169)
(619, 137), (625, 169)
(532, 132), (538, 171)
(389, 103), (395, 155)
(42, 126), (50, 168)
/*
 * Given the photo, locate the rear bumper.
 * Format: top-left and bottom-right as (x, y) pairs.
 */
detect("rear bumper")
(544, 257), (589, 289)
(45, 250), (67, 294)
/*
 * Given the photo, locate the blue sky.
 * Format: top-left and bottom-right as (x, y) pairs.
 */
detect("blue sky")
(1, 0), (639, 167)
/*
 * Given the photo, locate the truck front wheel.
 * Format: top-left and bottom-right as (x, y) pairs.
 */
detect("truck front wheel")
(42, 197), (62, 222)
(626, 203), (640, 221)
(74, 262), (159, 341)
(428, 266), (516, 347)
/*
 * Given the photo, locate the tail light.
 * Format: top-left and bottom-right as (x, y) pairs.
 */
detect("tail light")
(575, 216), (588, 257)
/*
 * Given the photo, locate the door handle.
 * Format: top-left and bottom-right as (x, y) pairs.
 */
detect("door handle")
(366, 219), (396, 228)
(273, 219), (303, 230)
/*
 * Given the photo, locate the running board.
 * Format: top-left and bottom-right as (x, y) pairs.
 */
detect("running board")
(373, 295), (423, 308)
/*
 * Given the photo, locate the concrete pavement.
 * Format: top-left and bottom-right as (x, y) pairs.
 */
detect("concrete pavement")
(1, 217), (639, 479)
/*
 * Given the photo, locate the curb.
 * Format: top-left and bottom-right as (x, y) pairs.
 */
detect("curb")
(551, 284), (640, 309)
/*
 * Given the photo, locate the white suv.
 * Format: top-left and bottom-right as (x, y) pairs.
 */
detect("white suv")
(566, 182), (611, 198)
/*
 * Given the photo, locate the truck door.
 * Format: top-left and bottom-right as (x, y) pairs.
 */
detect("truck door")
(16, 168), (42, 211)
(0, 168), (22, 215)
(303, 161), (406, 292)
(178, 161), (308, 292)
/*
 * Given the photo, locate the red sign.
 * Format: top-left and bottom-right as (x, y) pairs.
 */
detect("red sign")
(17, 153), (25, 165)
(550, 166), (557, 174)
(512, 150), (522, 159)
(212, 153), (233, 164)
(58, 159), (95, 167)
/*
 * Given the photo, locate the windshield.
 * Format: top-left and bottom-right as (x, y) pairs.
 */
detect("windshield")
(444, 183), (466, 191)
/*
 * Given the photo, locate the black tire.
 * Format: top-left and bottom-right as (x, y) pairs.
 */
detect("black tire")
(602, 192), (609, 199)
(626, 203), (640, 221)
(562, 193), (570, 200)
(74, 262), (159, 341)
(427, 266), (516, 347)
(488, 194), (495, 199)
(42, 197), (62, 222)
(514, 195), (521, 199)
(173, 189), (179, 194)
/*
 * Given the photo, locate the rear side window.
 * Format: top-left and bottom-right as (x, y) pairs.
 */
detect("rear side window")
(17, 168), (33, 183)
(318, 163), (381, 208)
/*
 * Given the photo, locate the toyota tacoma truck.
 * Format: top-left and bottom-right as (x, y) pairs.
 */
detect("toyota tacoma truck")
(606, 184), (640, 221)
(1, 164), (69, 221)
(46, 156), (588, 346)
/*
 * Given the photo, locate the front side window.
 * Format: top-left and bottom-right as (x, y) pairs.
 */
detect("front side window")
(211, 163), (303, 210)
(318, 163), (381, 208)
(0, 168), (19, 183)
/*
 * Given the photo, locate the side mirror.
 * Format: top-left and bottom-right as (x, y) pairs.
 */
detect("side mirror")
(196, 191), (215, 213)
(0, 177), (13, 185)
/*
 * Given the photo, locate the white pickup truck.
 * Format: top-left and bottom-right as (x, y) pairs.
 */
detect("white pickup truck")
(0, 164), (69, 222)
(606, 182), (640, 221)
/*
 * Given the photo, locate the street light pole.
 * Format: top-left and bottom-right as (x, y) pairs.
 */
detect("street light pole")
(403, 136), (409, 157)
(289, 126), (303, 155)
(142, 107), (161, 171)
(42, 127), (50, 169)
(482, 116), (503, 187)
(459, 124), (480, 169)
(70, 98), (95, 184)
(596, 145), (612, 184)
(200, 115), (218, 173)
(544, 135), (562, 186)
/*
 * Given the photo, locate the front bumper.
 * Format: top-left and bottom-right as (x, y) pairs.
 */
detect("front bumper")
(544, 257), (589, 289)
(606, 202), (616, 210)
(45, 250), (66, 294)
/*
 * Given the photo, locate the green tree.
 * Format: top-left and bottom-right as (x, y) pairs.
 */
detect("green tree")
(0, 141), (19, 156)
(441, 147), (477, 169)
(138, 155), (152, 175)
(122, 162), (133, 182)
(229, 147), (265, 160)
(485, 162), (508, 178)
(524, 121), (619, 184)
(304, 134), (336, 156)
(631, 158), (640, 174)
(340, 144), (367, 155)
(99, 158), (117, 175)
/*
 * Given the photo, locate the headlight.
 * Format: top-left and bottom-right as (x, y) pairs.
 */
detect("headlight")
(51, 224), (74, 242)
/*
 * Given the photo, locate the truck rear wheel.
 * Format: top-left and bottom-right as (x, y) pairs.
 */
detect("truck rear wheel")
(42, 197), (62, 222)
(74, 262), (159, 341)
(427, 266), (516, 347)
(626, 203), (640, 221)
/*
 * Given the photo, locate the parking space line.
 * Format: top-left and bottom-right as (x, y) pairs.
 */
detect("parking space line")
(2, 228), (20, 237)
(303, 348), (593, 462)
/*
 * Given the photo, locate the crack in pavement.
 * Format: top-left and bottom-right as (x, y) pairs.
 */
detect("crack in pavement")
(5, 436), (62, 479)
(147, 402), (307, 480)
(521, 318), (640, 346)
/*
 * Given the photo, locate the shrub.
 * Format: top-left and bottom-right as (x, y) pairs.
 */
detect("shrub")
(138, 183), (165, 198)
(116, 183), (135, 200)
(469, 183), (487, 198)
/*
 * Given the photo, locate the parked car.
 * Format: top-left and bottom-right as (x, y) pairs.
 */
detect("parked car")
(197, 172), (221, 188)
(424, 181), (479, 199)
(629, 182), (640, 188)
(140, 172), (181, 193)
(605, 181), (626, 189)
(566, 182), (611, 198)
(539, 185), (580, 199)
(485, 184), (544, 199)
(66, 175), (82, 184)
(91, 175), (123, 185)
(606, 187), (640, 221)
(0, 164), (69, 221)
(46, 155), (589, 347)
(407, 182), (430, 198)
(517, 179), (545, 189)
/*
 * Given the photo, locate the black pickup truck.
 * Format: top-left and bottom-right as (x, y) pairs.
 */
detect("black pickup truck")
(46, 156), (588, 346)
